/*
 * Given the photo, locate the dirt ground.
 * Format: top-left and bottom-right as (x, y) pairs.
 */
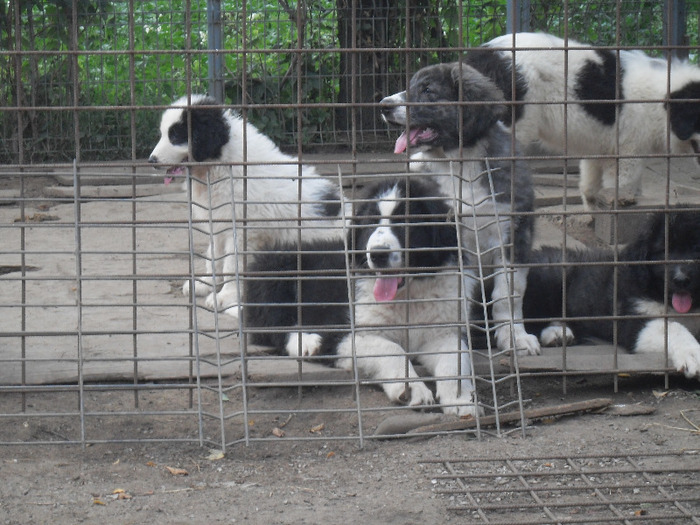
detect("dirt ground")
(2, 166), (699, 523)
(1, 373), (699, 524)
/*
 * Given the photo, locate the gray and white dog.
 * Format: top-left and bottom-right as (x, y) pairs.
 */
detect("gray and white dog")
(380, 62), (540, 356)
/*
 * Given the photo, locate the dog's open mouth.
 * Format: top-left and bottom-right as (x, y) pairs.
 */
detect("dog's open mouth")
(163, 165), (187, 185)
(373, 274), (405, 302)
(672, 290), (693, 313)
(394, 127), (438, 154)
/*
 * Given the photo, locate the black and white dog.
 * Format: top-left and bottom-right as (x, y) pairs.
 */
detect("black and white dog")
(379, 62), (540, 356)
(524, 208), (700, 378)
(148, 94), (344, 317)
(468, 32), (700, 209)
(245, 178), (480, 416)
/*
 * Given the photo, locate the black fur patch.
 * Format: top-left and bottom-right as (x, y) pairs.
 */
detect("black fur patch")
(464, 47), (528, 124)
(168, 97), (231, 161)
(313, 186), (343, 217)
(353, 178), (458, 272)
(574, 49), (621, 126)
(668, 82), (700, 140)
(244, 239), (349, 357)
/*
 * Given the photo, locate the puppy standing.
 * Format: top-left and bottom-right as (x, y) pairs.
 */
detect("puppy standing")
(149, 95), (344, 317)
(474, 32), (700, 209)
(380, 62), (540, 356)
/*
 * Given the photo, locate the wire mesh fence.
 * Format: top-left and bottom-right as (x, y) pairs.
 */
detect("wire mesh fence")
(2, 0), (700, 457)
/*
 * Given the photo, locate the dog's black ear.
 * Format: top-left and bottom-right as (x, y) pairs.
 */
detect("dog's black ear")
(450, 63), (506, 144)
(189, 104), (230, 162)
(668, 83), (700, 141)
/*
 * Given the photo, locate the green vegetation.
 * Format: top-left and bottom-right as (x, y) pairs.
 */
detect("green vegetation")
(1, 0), (697, 162)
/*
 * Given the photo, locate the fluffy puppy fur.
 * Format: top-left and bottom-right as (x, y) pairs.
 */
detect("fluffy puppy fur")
(470, 32), (700, 209)
(148, 95), (344, 317)
(524, 208), (700, 378)
(245, 178), (480, 416)
(379, 62), (540, 356)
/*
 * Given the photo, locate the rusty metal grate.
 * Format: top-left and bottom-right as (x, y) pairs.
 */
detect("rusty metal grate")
(423, 450), (700, 524)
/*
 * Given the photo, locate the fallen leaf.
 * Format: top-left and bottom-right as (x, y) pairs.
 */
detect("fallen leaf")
(617, 373), (631, 378)
(310, 423), (325, 433)
(326, 451), (335, 459)
(93, 498), (106, 506)
(271, 427), (285, 438)
(117, 493), (132, 500)
(112, 489), (126, 494)
(165, 466), (189, 476)
(145, 461), (157, 467)
(206, 449), (225, 461)
(653, 390), (669, 399)
(112, 459), (120, 465)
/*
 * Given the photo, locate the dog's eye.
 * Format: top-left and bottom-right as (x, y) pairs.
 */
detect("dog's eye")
(422, 86), (432, 95)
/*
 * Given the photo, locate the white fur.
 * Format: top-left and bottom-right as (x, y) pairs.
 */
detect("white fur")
(285, 332), (323, 357)
(335, 271), (480, 417)
(486, 33), (700, 209)
(633, 299), (700, 377)
(539, 323), (575, 347)
(415, 141), (539, 356)
(149, 95), (344, 317)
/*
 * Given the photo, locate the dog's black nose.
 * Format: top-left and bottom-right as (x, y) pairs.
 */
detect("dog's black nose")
(672, 267), (691, 289)
(368, 246), (391, 268)
(148, 155), (158, 164)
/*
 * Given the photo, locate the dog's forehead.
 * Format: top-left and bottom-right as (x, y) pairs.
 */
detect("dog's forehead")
(409, 64), (452, 89)
(160, 106), (185, 135)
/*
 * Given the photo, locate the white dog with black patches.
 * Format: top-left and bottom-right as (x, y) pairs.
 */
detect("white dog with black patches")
(245, 178), (480, 416)
(468, 32), (700, 209)
(380, 62), (540, 357)
(149, 95), (344, 317)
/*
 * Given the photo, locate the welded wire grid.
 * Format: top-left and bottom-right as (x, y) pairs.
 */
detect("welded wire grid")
(423, 450), (700, 524)
(1, 0), (700, 451)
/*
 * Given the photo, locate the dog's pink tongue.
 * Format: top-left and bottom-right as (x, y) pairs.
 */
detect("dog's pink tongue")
(672, 291), (693, 313)
(393, 128), (422, 154)
(164, 176), (173, 186)
(373, 277), (400, 302)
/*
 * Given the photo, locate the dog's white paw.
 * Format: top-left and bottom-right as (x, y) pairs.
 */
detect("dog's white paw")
(436, 384), (482, 417)
(669, 345), (700, 379)
(496, 325), (541, 356)
(384, 380), (435, 408)
(540, 324), (575, 347)
(205, 291), (241, 318)
(183, 278), (213, 298)
(285, 332), (323, 357)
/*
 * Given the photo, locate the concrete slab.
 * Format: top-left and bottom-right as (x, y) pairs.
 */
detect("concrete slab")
(2, 152), (695, 385)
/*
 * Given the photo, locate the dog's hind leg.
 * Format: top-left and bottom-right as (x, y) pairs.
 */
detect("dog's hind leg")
(335, 334), (435, 408)
(579, 158), (604, 211)
(492, 266), (541, 356)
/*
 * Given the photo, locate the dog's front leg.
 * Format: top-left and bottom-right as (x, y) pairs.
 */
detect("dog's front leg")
(335, 334), (435, 408)
(183, 240), (218, 298)
(634, 319), (700, 378)
(206, 234), (241, 318)
(417, 335), (481, 417)
(492, 266), (541, 355)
